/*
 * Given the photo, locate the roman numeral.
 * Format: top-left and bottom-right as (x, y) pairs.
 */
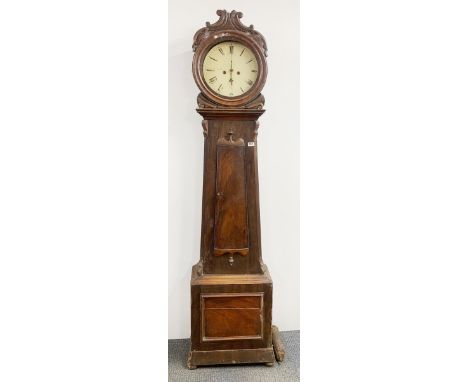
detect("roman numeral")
(218, 48), (224, 55)
(251, 70), (257, 72)
(206, 69), (214, 71)
(246, 80), (253, 86)
(240, 87), (245, 93)
(218, 84), (223, 91)
(209, 56), (217, 61)
(246, 59), (253, 64)
(240, 48), (245, 56)
(229, 45), (234, 54)
(209, 76), (217, 83)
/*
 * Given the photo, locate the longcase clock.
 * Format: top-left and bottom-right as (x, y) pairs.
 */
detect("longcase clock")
(187, 10), (284, 369)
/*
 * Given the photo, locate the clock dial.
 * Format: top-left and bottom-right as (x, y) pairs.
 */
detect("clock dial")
(202, 41), (259, 98)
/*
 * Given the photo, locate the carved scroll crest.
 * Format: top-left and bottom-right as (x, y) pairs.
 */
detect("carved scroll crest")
(192, 10), (268, 57)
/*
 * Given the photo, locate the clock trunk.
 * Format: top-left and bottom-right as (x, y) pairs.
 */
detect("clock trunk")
(200, 115), (264, 274)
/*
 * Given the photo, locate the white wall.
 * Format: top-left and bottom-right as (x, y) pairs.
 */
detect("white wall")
(168, 0), (300, 339)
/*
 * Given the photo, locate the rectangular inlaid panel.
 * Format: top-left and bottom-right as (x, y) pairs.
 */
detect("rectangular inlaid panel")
(213, 139), (249, 256)
(201, 293), (263, 341)
(204, 295), (262, 309)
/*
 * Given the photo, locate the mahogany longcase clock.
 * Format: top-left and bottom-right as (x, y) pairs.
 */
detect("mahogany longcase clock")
(188, 10), (284, 369)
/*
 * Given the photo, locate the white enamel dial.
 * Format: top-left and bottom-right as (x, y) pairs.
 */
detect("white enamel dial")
(202, 41), (259, 98)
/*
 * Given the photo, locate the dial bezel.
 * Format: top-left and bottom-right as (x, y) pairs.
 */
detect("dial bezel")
(193, 30), (267, 107)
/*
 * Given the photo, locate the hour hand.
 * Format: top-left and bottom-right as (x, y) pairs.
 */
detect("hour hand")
(229, 67), (233, 85)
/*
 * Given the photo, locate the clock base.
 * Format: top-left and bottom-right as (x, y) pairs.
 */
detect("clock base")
(187, 347), (275, 368)
(188, 264), (275, 368)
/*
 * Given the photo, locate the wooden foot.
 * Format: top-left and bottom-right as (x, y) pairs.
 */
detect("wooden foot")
(272, 325), (285, 362)
(265, 362), (275, 367)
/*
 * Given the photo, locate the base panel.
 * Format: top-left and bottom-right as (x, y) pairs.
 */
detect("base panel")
(188, 347), (275, 368)
(189, 264), (275, 368)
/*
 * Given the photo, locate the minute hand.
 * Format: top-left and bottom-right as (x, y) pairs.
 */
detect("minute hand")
(230, 56), (233, 88)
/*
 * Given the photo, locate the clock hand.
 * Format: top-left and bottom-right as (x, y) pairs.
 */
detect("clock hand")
(229, 55), (233, 88)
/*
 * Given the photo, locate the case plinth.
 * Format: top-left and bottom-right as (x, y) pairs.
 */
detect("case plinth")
(188, 264), (275, 368)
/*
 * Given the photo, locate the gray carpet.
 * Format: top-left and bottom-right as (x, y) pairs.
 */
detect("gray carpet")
(168, 330), (300, 382)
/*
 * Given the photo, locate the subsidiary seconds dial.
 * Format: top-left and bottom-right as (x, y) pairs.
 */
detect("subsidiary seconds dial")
(202, 41), (259, 98)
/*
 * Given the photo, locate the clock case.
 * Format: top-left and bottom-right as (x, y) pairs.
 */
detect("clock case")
(187, 10), (283, 369)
